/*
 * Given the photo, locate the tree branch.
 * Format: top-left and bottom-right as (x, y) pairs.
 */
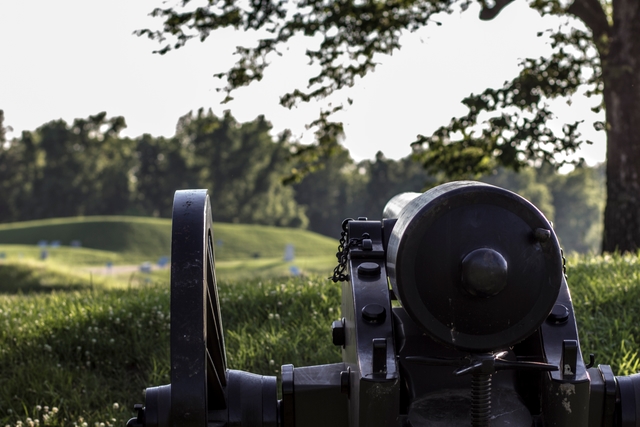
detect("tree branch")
(479, 0), (516, 21)
(567, 0), (610, 43)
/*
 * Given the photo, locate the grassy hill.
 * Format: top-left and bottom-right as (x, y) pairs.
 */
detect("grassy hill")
(0, 216), (338, 263)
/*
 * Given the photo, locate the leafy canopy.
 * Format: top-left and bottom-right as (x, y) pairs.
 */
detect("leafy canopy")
(136, 0), (607, 178)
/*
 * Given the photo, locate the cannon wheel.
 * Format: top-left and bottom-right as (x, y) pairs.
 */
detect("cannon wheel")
(170, 189), (227, 427)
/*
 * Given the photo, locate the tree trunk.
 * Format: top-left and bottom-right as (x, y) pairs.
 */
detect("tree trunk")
(601, 0), (640, 253)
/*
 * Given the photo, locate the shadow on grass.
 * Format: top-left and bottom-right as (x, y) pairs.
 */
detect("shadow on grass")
(0, 264), (89, 294)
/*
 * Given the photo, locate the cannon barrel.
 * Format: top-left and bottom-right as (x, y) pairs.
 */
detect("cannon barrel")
(131, 181), (640, 427)
(384, 181), (563, 352)
(382, 192), (420, 220)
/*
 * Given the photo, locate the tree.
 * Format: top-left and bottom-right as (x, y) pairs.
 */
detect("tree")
(293, 148), (432, 238)
(544, 163), (605, 254)
(0, 110), (7, 145)
(293, 144), (367, 238)
(358, 151), (433, 219)
(0, 110), (23, 222)
(133, 134), (194, 217)
(176, 109), (308, 227)
(137, 0), (639, 253)
(0, 110), (311, 226)
(2, 113), (133, 221)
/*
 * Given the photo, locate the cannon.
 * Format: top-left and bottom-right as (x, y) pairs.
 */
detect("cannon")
(129, 181), (640, 427)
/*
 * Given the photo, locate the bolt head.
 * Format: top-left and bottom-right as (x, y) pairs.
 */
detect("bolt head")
(332, 319), (346, 346)
(362, 304), (386, 323)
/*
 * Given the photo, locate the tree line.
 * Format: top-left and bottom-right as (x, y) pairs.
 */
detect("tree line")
(0, 109), (305, 227)
(0, 109), (604, 253)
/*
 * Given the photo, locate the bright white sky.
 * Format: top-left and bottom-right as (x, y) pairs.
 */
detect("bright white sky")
(0, 0), (606, 164)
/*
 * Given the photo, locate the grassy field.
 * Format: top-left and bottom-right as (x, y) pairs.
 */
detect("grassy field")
(0, 218), (639, 426)
(0, 215), (340, 284)
(0, 216), (338, 263)
(566, 252), (640, 374)
(0, 216), (340, 426)
(0, 273), (342, 427)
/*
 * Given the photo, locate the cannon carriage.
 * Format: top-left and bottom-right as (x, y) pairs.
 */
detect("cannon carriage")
(130, 181), (640, 427)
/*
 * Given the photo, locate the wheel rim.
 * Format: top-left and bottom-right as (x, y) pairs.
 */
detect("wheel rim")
(170, 189), (227, 426)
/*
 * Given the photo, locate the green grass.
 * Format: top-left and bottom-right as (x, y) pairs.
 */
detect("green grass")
(0, 275), (341, 427)
(0, 259), (158, 294)
(0, 250), (337, 287)
(0, 284), (172, 427)
(0, 216), (338, 263)
(567, 253), (640, 374)
(0, 260), (95, 294)
(0, 251), (639, 427)
(0, 245), (131, 266)
(215, 255), (336, 280)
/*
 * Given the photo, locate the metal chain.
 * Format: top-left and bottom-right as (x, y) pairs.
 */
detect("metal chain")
(330, 218), (354, 282)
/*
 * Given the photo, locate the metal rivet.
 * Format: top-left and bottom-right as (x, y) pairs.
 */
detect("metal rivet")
(358, 262), (380, 277)
(362, 304), (386, 323)
(548, 304), (569, 324)
(534, 228), (551, 243)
